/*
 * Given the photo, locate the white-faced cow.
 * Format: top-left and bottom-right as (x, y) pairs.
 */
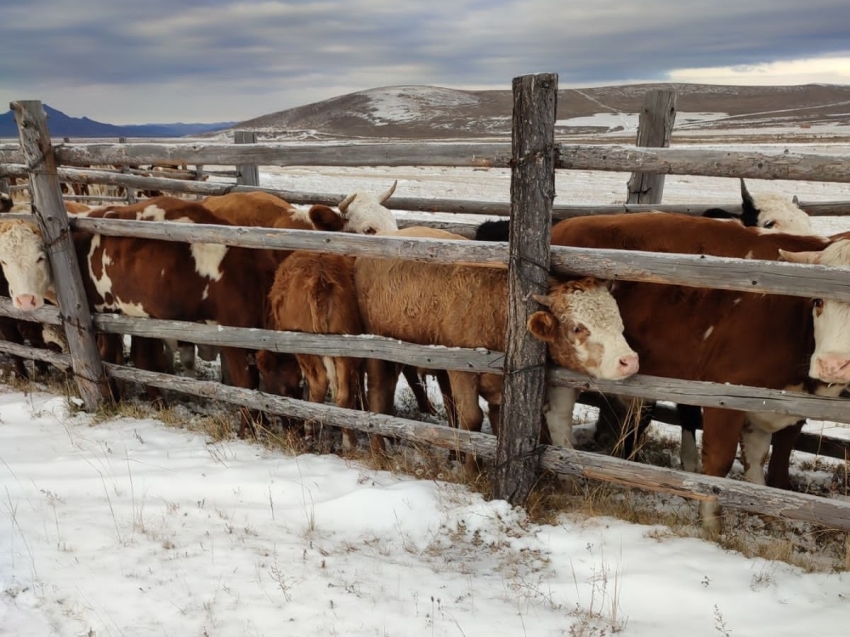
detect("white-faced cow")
(354, 226), (639, 470)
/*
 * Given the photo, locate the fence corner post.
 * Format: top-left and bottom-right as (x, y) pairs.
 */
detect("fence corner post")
(493, 73), (558, 505)
(626, 89), (678, 204)
(234, 130), (259, 187)
(11, 100), (111, 409)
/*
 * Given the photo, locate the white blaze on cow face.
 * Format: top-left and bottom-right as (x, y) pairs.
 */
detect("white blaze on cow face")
(337, 181), (399, 235)
(528, 278), (639, 380)
(0, 220), (54, 310)
(780, 240), (850, 384)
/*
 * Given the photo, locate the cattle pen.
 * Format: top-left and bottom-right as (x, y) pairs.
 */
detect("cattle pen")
(1, 75), (850, 554)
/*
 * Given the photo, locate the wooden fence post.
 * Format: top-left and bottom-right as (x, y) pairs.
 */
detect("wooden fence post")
(595, 90), (679, 453)
(11, 100), (111, 408)
(493, 73), (558, 504)
(234, 131), (259, 187)
(626, 90), (677, 203)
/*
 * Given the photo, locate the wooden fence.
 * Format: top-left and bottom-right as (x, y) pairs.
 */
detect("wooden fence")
(1, 76), (850, 536)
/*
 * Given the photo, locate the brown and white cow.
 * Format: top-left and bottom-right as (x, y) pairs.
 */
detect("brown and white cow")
(0, 197), (298, 435)
(354, 227), (639, 470)
(201, 182), (399, 238)
(544, 212), (847, 530)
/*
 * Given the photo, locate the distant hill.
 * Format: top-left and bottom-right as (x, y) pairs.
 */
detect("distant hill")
(0, 105), (235, 138)
(219, 83), (850, 141)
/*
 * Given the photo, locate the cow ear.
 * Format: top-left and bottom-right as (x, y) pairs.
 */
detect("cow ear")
(309, 205), (346, 232)
(531, 293), (553, 307)
(778, 248), (821, 264)
(527, 311), (558, 343)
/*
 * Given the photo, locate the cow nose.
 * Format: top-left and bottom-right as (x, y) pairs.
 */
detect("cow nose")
(617, 353), (639, 377)
(815, 354), (850, 382)
(14, 294), (39, 311)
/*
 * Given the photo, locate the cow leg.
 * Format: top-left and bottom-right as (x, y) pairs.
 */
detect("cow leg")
(677, 404), (703, 473)
(401, 365), (436, 415)
(299, 354), (330, 448)
(178, 341), (196, 372)
(220, 347), (261, 438)
(478, 373), (503, 438)
(130, 337), (172, 404)
(0, 318), (29, 379)
(98, 333), (126, 400)
(767, 422), (804, 490)
(334, 356), (363, 451)
(446, 370), (483, 474)
(365, 358), (395, 456)
(434, 369), (460, 461)
(197, 344), (219, 362)
(544, 385), (577, 449)
(740, 420), (771, 486)
(699, 408), (747, 534)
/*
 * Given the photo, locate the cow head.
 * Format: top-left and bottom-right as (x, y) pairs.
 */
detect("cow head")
(741, 179), (815, 235)
(255, 350), (303, 397)
(780, 240), (850, 384)
(527, 277), (639, 380)
(337, 181), (399, 235)
(0, 220), (54, 310)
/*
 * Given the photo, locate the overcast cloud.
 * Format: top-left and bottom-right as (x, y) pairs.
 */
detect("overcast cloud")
(1, 0), (848, 124)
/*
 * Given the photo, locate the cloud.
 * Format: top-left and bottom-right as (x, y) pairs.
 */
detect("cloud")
(0, 0), (848, 123)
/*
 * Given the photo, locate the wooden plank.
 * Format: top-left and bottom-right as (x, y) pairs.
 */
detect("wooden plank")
(26, 142), (513, 169)
(234, 131), (260, 187)
(4, 163), (850, 219)
(549, 367), (850, 425)
(558, 144), (850, 183)
(0, 321), (847, 460)
(10, 101), (110, 408)
(494, 73), (557, 504)
(65, 217), (850, 302)
(626, 89), (677, 204)
(4, 141), (849, 182)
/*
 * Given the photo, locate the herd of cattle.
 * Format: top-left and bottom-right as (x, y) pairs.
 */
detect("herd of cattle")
(0, 178), (848, 530)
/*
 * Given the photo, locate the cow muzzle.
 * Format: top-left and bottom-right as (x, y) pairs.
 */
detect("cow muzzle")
(14, 294), (42, 311)
(811, 353), (850, 384)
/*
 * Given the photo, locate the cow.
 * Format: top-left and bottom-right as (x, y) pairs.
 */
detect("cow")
(701, 179), (815, 235)
(201, 182), (399, 238)
(354, 226), (639, 470)
(0, 197), (300, 436)
(549, 213), (847, 530)
(257, 252), (365, 452)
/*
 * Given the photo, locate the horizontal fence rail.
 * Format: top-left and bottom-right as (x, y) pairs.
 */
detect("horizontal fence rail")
(3, 142), (850, 183)
(1, 298), (847, 426)
(60, 217), (850, 302)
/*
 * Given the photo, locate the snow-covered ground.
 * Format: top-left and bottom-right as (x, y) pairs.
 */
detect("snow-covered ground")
(2, 389), (849, 637)
(3, 139), (850, 636)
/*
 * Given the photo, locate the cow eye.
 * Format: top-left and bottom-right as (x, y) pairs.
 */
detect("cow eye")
(365, 227), (376, 235)
(572, 324), (583, 334)
(763, 220), (776, 229)
(36, 255), (46, 263)
(813, 298), (824, 309)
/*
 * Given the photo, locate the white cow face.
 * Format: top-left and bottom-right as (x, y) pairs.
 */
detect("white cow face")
(528, 277), (639, 380)
(752, 193), (816, 235)
(780, 240), (850, 384)
(337, 180), (399, 235)
(0, 220), (54, 310)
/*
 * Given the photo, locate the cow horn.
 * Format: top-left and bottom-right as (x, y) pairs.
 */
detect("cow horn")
(378, 180), (398, 204)
(338, 192), (356, 214)
(740, 178), (755, 208)
(531, 293), (553, 307)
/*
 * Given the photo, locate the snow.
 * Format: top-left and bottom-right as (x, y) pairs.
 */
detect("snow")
(2, 389), (849, 637)
(3, 131), (850, 636)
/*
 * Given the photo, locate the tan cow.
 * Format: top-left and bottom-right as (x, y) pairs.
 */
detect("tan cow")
(354, 227), (639, 470)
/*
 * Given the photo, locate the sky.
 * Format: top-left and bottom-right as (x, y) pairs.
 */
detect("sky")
(1, 0), (849, 125)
